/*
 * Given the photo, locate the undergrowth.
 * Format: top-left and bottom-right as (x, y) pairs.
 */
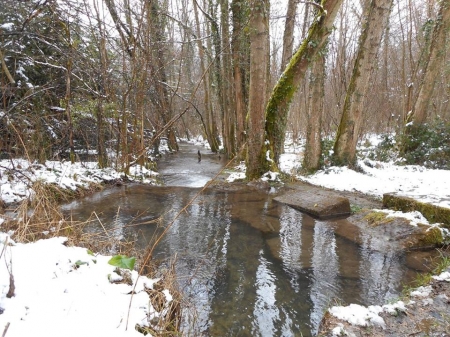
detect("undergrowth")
(366, 118), (450, 169)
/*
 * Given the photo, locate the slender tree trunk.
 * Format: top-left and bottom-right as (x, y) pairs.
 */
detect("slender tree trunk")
(280, 0), (298, 71)
(303, 51), (326, 172)
(150, 0), (178, 152)
(231, 0), (249, 157)
(246, 0), (270, 180)
(263, 0), (343, 173)
(220, 0), (236, 157)
(197, 0), (225, 153)
(93, 0), (108, 168)
(410, 0), (450, 125)
(333, 0), (393, 166)
(193, 0), (219, 152)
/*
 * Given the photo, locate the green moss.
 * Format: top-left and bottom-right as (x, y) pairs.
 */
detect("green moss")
(364, 211), (394, 226)
(383, 194), (450, 227)
(264, 4), (332, 169)
(420, 226), (444, 246)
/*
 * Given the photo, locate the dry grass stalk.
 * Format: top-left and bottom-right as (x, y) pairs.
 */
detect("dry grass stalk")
(137, 255), (183, 336)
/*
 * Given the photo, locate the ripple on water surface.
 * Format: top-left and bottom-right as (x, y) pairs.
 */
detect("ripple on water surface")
(63, 184), (422, 336)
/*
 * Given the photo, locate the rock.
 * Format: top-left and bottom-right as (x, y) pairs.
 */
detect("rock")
(274, 188), (351, 219)
(405, 250), (441, 272)
(383, 192), (450, 227)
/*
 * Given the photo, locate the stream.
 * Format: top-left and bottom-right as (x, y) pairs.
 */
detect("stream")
(62, 143), (421, 336)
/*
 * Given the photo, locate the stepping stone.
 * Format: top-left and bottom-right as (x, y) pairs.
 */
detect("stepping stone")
(274, 186), (351, 219)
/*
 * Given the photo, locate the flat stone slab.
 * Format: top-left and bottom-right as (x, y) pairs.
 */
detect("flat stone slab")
(274, 185), (351, 219)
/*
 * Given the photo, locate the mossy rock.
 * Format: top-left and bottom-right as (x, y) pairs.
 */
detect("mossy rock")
(364, 210), (395, 226)
(405, 225), (444, 249)
(383, 193), (450, 227)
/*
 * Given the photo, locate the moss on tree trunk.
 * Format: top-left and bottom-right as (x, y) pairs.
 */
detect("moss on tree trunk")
(262, 0), (343, 174)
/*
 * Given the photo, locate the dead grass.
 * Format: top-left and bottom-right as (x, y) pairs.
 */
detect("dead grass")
(135, 256), (183, 336)
(1, 179), (184, 336)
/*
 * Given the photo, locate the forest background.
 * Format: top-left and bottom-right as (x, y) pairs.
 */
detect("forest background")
(1, 0), (449, 179)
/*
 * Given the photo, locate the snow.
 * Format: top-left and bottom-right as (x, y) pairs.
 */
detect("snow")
(410, 285), (433, 298)
(0, 23), (14, 31)
(0, 159), (158, 205)
(277, 136), (450, 210)
(373, 209), (431, 226)
(433, 271), (450, 282)
(0, 234), (170, 337)
(293, 161), (450, 209)
(329, 301), (408, 329)
(331, 324), (347, 336)
(328, 303), (385, 328)
(1, 133), (449, 336)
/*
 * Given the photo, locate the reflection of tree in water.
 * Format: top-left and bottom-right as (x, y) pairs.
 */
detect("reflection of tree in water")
(309, 221), (340, 335)
(359, 236), (403, 304)
(161, 191), (232, 334)
(279, 206), (304, 292)
(252, 250), (279, 336)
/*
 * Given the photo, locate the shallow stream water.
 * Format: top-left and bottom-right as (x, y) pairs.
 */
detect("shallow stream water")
(63, 143), (422, 336)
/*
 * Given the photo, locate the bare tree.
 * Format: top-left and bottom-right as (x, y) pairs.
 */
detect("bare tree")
(246, 0), (270, 179)
(333, 0), (394, 166)
(231, 0), (250, 157)
(280, 0), (299, 71)
(303, 50), (326, 172)
(408, 0), (450, 125)
(262, 0), (344, 175)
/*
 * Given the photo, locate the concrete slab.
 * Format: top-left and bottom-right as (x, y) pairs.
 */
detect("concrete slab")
(274, 185), (351, 219)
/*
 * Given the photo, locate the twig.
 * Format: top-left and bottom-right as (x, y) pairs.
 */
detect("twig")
(2, 322), (10, 337)
(92, 211), (110, 239)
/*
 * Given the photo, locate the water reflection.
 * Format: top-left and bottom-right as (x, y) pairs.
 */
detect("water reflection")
(63, 183), (422, 336)
(252, 250), (279, 336)
(309, 221), (340, 334)
(359, 235), (404, 304)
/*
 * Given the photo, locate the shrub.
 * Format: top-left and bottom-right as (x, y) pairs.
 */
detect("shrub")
(367, 133), (397, 162)
(400, 118), (450, 169)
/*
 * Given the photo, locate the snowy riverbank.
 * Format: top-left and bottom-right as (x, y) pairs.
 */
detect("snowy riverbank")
(0, 233), (175, 337)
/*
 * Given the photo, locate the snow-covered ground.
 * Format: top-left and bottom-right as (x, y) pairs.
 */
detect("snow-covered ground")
(0, 159), (159, 205)
(279, 135), (450, 210)
(0, 233), (173, 337)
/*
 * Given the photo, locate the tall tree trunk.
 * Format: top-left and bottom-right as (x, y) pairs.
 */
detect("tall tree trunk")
(263, 0), (343, 174)
(303, 51), (326, 172)
(280, 0), (298, 71)
(246, 0), (270, 180)
(193, 0), (219, 152)
(231, 0), (249, 158)
(333, 0), (393, 166)
(197, 0), (224, 153)
(409, 0), (450, 125)
(93, 0), (108, 168)
(149, 0), (178, 152)
(220, 0), (236, 157)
